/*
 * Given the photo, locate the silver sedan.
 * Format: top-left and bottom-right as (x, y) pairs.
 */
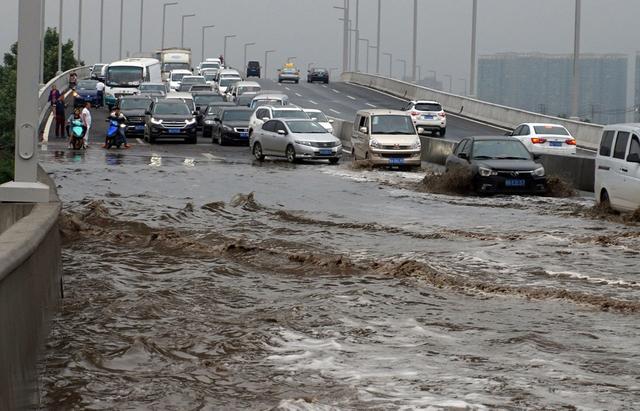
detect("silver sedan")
(251, 119), (342, 164)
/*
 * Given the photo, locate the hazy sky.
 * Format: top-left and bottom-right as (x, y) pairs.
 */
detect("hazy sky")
(2, 0), (640, 94)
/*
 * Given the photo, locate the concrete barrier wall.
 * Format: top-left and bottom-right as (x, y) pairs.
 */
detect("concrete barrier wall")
(342, 72), (605, 151)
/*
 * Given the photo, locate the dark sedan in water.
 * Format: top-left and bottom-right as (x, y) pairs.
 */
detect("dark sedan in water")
(445, 136), (547, 195)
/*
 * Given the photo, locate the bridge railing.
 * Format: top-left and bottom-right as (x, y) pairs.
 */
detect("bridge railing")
(38, 66), (91, 137)
(341, 72), (604, 151)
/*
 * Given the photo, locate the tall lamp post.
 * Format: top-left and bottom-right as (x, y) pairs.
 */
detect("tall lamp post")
(376, 0), (381, 74)
(77, 0), (83, 61)
(470, 0), (478, 97)
(224, 35), (236, 67)
(571, 0), (581, 119)
(99, 0), (104, 61)
(412, 0), (418, 81)
(243, 42), (256, 72)
(57, 0), (63, 75)
(201, 25), (215, 63)
(333, 0), (349, 74)
(383, 52), (392, 77)
(264, 49), (276, 80)
(181, 13), (195, 48)
(161, 2), (178, 50)
(138, 0), (144, 53)
(354, 0), (360, 72)
(119, 0), (124, 59)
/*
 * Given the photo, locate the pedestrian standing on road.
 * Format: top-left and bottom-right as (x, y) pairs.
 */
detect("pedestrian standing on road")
(81, 102), (93, 147)
(96, 80), (105, 108)
(48, 85), (61, 107)
(54, 95), (66, 139)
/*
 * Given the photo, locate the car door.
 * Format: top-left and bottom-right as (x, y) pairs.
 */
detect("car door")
(450, 138), (471, 171)
(352, 115), (369, 159)
(260, 120), (278, 154)
(611, 131), (630, 209)
(596, 130), (616, 203)
(271, 121), (289, 155)
(623, 133), (640, 209)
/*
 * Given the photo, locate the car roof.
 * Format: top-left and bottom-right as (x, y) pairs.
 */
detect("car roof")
(155, 98), (189, 104)
(234, 81), (260, 87)
(170, 69), (193, 75)
(191, 91), (221, 96)
(221, 106), (252, 112)
(521, 123), (568, 128)
(603, 123), (640, 132)
(272, 106), (303, 111)
(253, 93), (287, 99)
(356, 109), (408, 116)
(465, 135), (522, 142)
(120, 95), (151, 100)
(166, 92), (193, 99)
(412, 100), (441, 105)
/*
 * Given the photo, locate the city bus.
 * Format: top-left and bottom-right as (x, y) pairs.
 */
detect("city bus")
(104, 58), (161, 109)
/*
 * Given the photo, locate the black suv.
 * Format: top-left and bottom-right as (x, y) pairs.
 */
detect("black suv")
(307, 68), (329, 84)
(246, 61), (261, 78)
(118, 96), (152, 136)
(144, 99), (197, 144)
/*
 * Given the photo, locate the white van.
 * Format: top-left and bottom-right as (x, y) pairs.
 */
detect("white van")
(595, 124), (640, 212)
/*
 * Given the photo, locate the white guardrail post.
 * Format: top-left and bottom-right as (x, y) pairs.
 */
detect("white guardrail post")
(0, 0), (50, 203)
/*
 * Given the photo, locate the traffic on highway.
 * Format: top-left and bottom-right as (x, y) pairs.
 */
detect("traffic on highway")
(38, 42), (640, 410)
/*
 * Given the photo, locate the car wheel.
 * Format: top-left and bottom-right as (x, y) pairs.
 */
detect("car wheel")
(253, 142), (265, 161)
(329, 158), (340, 165)
(439, 128), (446, 137)
(286, 144), (297, 163)
(600, 189), (612, 210)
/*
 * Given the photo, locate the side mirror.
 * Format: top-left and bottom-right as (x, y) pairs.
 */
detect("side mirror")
(504, 131), (513, 136)
(311, 117), (318, 121)
(262, 117), (270, 122)
(417, 127), (425, 134)
(627, 152), (640, 163)
(533, 154), (542, 161)
(458, 153), (469, 160)
(214, 117), (221, 123)
(277, 129), (287, 135)
(328, 119), (334, 124)
(359, 126), (368, 134)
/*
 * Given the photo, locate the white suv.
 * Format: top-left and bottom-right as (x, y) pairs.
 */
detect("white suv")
(595, 124), (640, 212)
(509, 123), (577, 155)
(401, 100), (446, 137)
(248, 105), (310, 135)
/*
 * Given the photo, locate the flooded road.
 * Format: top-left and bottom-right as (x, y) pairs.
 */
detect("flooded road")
(40, 141), (640, 410)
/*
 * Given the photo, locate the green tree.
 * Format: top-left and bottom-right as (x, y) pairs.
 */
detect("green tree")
(43, 27), (80, 82)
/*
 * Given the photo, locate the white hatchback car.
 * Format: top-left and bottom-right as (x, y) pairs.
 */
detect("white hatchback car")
(595, 124), (640, 212)
(168, 69), (193, 91)
(303, 109), (334, 134)
(509, 123), (577, 155)
(401, 100), (446, 137)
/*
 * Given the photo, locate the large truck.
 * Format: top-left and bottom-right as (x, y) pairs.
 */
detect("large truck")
(156, 48), (192, 81)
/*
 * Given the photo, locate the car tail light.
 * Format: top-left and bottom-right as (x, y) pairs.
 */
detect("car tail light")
(411, 111), (419, 116)
(566, 139), (576, 145)
(531, 137), (547, 144)
(438, 111), (446, 118)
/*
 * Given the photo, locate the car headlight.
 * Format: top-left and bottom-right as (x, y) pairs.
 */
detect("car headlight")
(294, 140), (314, 147)
(478, 166), (497, 177)
(411, 139), (421, 149)
(222, 125), (233, 131)
(185, 118), (197, 126)
(204, 120), (214, 125)
(532, 167), (545, 177)
(369, 139), (382, 148)
(150, 117), (163, 125)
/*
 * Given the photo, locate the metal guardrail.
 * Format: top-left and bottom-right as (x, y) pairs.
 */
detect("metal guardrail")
(342, 72), (604, 151)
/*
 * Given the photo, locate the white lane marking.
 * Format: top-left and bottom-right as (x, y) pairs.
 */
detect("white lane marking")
(347, 95), (356, 100)
(329, 109), (341, 115)
(365, 103), (377, 108)
(285, 87), (291, 91)
(308, 100), (318, 105)
(202, 152), (224, 161)
(295, 92), (302, 97)
(332, 89), (340, 94)
(43, 113), (54, 142)
(322, 85), (328, 88)
(136, 138), (147, 145)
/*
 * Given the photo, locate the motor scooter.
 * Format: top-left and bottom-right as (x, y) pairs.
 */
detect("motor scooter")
(105, 119), (127, 149)
(68, 119), (86, 150)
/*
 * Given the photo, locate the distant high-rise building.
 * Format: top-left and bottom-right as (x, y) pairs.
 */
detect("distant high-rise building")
(478, 53), (628, 125)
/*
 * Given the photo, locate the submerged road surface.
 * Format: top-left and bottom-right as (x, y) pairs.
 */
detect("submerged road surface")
(39, 104), (639, 410)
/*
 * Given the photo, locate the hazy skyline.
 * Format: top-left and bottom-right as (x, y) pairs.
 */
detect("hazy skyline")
(1, 0), (640, 95)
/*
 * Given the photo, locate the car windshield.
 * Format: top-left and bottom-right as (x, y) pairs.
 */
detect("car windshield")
(107, 66), (143, 87)
(164, 63), (190, 72)
(273, 110), (309, 119)
(306, 111), (328, 122)
(371, 115), (415, 135)
(253, 99), (284, 108)
(287, 121), (327, 134)
(248, 62), (260, 68)
(171, 73), (188, 81)
(533, 125), (570, 136)
(194, 95), (224, 106)
(182, 77), (206, 85)
(219, 78), (240, 87)
(204, 73), (216, 81)
(140, 84), (165, 92)
(222, 110), (252, 122)
(77, 80), (97, 90)
(415, 103), (442, 112)
(119, 99), (151, 110)
(153, 103), (191, 116)
(472, 140), (531, 160)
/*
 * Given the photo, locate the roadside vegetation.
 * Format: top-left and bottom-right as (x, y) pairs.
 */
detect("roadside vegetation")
(0, 28), (79, 184)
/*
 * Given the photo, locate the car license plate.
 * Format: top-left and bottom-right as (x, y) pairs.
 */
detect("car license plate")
(505, 179), (525, 187)
(389, 158), (405, 165)
(319, 149), (332, 156)
(239, 132), (249, 138)
(135, 125), (144, 131)
(422, 115), (433, 120)
(168, 128), (181, 134)
(549, 141), (562, 147)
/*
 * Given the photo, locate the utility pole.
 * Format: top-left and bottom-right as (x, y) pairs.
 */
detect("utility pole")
(376, 0), (381, 74)
(99, 0), (104, 61)
(181, 14), (196, 48)
(412, 0), (417, 82)
(264, 50), (276, 80)
(571, 0), (581, 119)
(354, 0), (360, 72)
(57, 0), (63, 75)
(201, 25), (215, 63)
(119, 0), (124, 60)
(161, 2), (178, 50)
(139, 0), (144, 53)
(470, 0), (478, 96)
(77, 0), (82, 62)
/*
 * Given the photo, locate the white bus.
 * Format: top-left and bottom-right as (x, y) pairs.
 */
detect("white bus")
(104, 58), (161, 109)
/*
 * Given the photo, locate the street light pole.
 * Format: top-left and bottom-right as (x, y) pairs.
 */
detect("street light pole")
(138, 0), (144, 53)
(264, 49), (276, 80)
(470, 0), (478, 96)
(39, 0), (45, 84)
(224, 35), (236, 67)
(397, 59), (407, 80)
(119, 0), (124, 59)
(571, 0), (581, 119)
(412, 0), (417, 82)
(161, 2), (178, 50)
(57, 0), (63, 75)
(354, 0), (360, 72)
(181, 14), (196, 48)
(99, 0), (104, 61)
(244, 42), (256, 72)
(333, 1), (349, 74)
(376, 0), (381, 74)
(201, 25), (215, 63)
(77, 0), (82, 62)
(383, 52), (392, 77)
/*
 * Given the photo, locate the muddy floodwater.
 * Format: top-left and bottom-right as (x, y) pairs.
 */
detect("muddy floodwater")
(40, 149), (640, 410)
